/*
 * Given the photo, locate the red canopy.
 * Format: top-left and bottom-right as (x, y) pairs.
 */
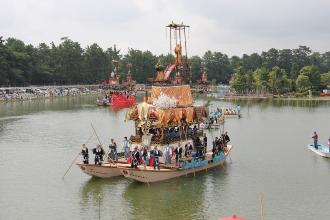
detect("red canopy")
(219, 215), (246, 220)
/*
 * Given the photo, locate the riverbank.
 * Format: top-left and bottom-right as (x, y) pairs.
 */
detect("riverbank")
(0, 85), (101, 102)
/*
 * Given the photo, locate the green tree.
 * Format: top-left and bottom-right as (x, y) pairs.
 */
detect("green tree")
(189, 55), (202, 82)
(296, 75), (311, 92)
(121, 49), (157, 83)
(203, 51), (232, 83)
(53, 38), (84, 84)
(299, 65), (321, 89)
(229, 67), (248, 94)
(320, 72), (330, 87)
(83, 43), (107, 83)
(268, 66), (290, 94)
(253, 67), (269, 94)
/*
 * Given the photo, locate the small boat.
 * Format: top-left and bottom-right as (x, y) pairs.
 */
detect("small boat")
(308, 144), (330, 158)
(119, 145), (232, 183)
(96, 99), (111, 106)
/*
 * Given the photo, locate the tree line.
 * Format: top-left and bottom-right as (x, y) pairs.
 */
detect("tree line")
(0, 37), (329, 94)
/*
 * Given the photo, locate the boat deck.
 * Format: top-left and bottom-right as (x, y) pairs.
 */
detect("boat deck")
(308, 144), (330, 158)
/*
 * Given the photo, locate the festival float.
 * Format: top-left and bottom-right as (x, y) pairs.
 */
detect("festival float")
(78, 22), (232, 181)
(195, 67), (211, 94)
(96, 61), (136, 109)
(119, 22), (232, 183)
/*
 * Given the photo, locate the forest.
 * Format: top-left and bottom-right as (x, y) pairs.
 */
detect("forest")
(0, 36), (330, 94)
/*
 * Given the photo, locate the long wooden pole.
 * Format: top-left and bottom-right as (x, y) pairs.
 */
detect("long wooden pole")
(260, 192), (264, 220)
(62, 133), (94, 179)
(91, 123), (115, 165)
(62, 153), (80, 179)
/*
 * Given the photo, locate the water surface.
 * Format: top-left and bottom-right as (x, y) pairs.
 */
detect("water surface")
(0, 96), (329, 220)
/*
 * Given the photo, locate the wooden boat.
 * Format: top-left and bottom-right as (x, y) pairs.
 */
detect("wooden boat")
(77, 153), (128, 178)
(77, 162), (123, 178)
(308, 144), (330, 158)
(119, 145), (232, 183)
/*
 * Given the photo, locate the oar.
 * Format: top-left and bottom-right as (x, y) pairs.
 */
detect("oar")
(62, 153), (80, 179)
(91, 123), (116, 165)
(62, 133), (94, 179)
(260, 192), (264, 220)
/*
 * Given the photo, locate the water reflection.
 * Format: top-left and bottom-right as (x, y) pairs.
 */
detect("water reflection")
(79, 176), (130, 220)
(123, 165), (230, 220)
(0, 95), (97, 118)
(0, 117), (24, 135)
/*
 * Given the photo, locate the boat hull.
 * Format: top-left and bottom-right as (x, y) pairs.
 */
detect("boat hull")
(77, 163), (129, 178)
(308, 144), (330, 158)
(120, 145), (233, 183)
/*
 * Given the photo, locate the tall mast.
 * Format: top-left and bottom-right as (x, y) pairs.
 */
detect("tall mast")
(166, 22), (190, 83)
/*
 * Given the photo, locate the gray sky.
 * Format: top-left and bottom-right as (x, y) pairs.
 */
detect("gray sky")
(1, 0), (330, 56)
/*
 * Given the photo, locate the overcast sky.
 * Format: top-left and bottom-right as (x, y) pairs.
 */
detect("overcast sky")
(1, 0), (330, 56)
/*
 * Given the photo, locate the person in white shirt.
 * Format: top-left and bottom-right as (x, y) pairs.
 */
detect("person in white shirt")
(163, 144), (172, 165)
(122, 137), (130, 159)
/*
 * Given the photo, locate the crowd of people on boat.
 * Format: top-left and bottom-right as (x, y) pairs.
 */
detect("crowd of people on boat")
(80, 132), (231, 170)
(0, 86), (96, 101)
(134, 125), (203, 144)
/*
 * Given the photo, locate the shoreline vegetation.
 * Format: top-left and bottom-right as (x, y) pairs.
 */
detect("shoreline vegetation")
(219, 94), (330, 101)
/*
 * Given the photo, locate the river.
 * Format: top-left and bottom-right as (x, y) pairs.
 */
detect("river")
(0, 96), (329, 220)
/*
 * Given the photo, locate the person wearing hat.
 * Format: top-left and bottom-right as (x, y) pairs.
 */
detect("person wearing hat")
(81, 144), (89, 164)
(93, 144), (104, 165)
(131, 146), (140, 168)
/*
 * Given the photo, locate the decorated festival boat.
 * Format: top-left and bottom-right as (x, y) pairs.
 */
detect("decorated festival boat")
(119, 22), (233, 183)
(96, 61), (136, 109)
(77, 22), (233, 181)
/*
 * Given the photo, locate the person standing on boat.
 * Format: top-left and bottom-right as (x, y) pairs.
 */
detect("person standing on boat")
(164, 144), (172, 165)
(150, 146), (162, 170)
(312, 131), (318, 149)
(81, 144), (89, 164)
(224, 132), (230, 145)
(122, 137), (130, 159)
(131, 146), (140, 168)
(108, 138), (118, 162)
(93, 144), (104, 165)
(184, 142), (193, 157)
(203, 133), (207, 154)
(174, 143), (183, 166)
(236, 104), (241, 115)
(327, 138), (330, 153)
(142, 146), (149, 169)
